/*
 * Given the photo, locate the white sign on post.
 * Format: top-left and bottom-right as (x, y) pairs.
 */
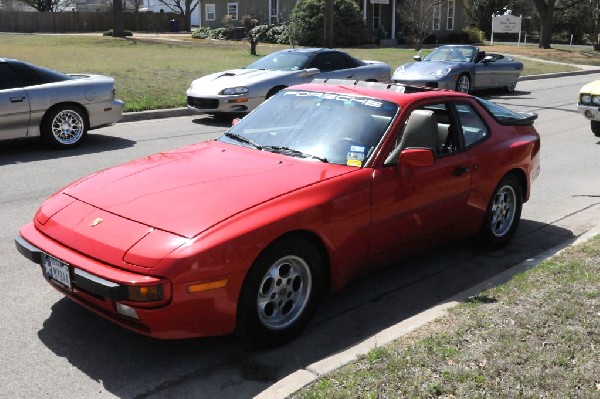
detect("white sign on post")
(491, 14), (522, 45)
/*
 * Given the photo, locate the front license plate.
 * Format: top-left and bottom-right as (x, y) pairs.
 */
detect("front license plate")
(42, 253), (72, 290)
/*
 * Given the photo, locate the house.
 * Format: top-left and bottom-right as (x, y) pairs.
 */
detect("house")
(195, 0), (469, 42)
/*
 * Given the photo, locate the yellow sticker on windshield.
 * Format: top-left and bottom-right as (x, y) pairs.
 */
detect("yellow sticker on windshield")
(347, 159), (362, 167)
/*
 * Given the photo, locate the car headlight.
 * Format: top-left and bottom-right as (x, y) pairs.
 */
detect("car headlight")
(592, 95), (600, 106)
(581, 94), (592, 104)
(431, 67), (452, 77)
(220, 87), (249, 95)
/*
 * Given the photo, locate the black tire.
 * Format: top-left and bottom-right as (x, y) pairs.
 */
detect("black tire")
(505, 83), (517, 93)
(456, 74), (470, 93)
(477, 175), (523, 249)
(236, 236), (325, 346)
(41, 105), (88, 148)
(591, 120), (600, 137)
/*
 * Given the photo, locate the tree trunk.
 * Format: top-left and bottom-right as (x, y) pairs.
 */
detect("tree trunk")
(532, 0), (555, 49)
(113, 0), (125, 37)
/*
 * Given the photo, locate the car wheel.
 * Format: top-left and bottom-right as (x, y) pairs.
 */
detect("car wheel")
(42, 105), (88, 148)
(236, 236), (325, 346)
(478, 175), (523, 249)
(456, 74), (471, 93)
(505, 83), (517, 93)
(591, 120), (600, 137)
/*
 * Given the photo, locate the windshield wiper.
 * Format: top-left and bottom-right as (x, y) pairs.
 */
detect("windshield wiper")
(263, 145), (328, 163)
(224, 132), (262, 150)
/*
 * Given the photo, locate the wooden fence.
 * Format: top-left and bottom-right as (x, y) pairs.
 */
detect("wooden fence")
(0, 11), (185, 33)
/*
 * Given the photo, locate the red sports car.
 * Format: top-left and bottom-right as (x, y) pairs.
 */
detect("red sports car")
(16, 80), (540, 344)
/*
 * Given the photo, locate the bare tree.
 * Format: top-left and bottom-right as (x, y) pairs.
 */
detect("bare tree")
(397, 0), (443, 50)
(156, 0), (198, 31)
(112, 0), (125, 36)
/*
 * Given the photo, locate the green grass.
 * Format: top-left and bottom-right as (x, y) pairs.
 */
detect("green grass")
(291, 236), (600, 399)
(0, 33), (593, 112)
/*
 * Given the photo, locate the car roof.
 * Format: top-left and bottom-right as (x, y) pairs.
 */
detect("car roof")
(288, 79), (471, 107)
(275, 48), (338, 54)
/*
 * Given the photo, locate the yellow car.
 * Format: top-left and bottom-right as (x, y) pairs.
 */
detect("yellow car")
(577, 81), (600, 136)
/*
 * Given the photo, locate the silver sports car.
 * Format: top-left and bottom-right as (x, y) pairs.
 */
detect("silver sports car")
(0, 58), (124, 148)
(186, 48), (391, 116)
(391, 45), (523, 94)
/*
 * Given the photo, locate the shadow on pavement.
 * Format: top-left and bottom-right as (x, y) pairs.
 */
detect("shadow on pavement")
(0, 134), (135, 166)
(36, 219), (575, 399)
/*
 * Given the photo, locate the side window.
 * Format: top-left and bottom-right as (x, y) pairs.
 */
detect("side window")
(455, 103), (489, 147)
(309, 53), (347, 72)
(0, 64), (21, 90)
(387, 102), (457, 164)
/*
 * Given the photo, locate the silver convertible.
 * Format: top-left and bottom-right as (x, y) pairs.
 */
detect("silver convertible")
(186, 48), (391, 117)
(391, 45), (523, 94)
(0, 58), (124, 148)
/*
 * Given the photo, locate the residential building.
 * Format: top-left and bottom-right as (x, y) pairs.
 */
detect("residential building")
(196, 0), (468, 42)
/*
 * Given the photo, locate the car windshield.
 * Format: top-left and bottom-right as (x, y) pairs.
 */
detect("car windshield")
(246, 52), (311, 71)
(423, 46), (476, 63)
(219, 89), (399, 167)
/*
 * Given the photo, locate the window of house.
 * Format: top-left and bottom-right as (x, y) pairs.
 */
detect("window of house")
(372, 3), (381, 30)
(447, 0), (455, 31)
(269, 0), (278, 24)
(205, 4), (215, 21)
(227, 3), (238, 20)
(432, 1), (441, 30)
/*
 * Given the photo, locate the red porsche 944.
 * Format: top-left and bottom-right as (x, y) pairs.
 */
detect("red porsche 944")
(16, 80), (540, 344)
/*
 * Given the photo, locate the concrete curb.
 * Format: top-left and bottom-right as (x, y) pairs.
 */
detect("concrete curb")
(254, 225), (600, 399)
(120, 107), (195, 123)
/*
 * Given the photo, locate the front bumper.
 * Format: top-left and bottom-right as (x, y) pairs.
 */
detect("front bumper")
(15, 223), (241, 339)
(391, 75), (456, 90)
(577, 103), (600, 121)
(186, 94), (265, 114)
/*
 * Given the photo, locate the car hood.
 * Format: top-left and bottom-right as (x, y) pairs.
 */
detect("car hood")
(188, 68), (303, 94)
(579, 80), (600, 95)
(393, 61), (464, 78)
(60, 140), (352, 239)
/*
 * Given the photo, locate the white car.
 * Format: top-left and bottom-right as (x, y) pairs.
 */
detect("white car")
(186, 48), (391, 117)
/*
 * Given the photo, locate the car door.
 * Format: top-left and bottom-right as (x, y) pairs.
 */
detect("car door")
(0, 63), (30, 140)
(368, 101), (472, 262)
(475, 56), (520, 88)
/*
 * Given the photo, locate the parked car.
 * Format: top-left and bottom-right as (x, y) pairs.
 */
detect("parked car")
(0, 58), (124, 148)
(16, 79), (540, 345)
(186, 48), (391, 117)
(577, 80), (600, 136)
(391, 45), (523, 94)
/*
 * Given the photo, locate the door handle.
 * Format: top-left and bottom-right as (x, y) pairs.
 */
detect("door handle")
(452, 166), (470, 176)
(10, 96), (25, 103)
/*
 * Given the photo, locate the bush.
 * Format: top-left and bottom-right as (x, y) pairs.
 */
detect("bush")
(103, 29), (133, 37)
(289, 0), (368, 47)
(463, 27), (485, 43)
(191, 26), (212, 39)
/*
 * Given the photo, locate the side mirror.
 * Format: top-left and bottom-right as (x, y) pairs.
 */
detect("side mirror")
(399, 148), (434, 168)
(302, 68), (321, 76)
(413, 55), (422, 62)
